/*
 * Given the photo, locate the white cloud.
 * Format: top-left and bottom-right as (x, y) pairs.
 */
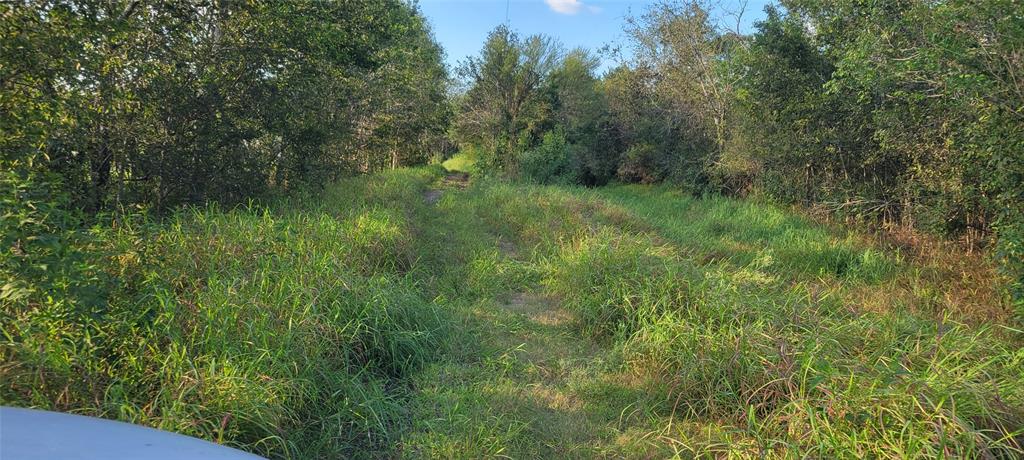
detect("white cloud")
(544, 0), (598, 15)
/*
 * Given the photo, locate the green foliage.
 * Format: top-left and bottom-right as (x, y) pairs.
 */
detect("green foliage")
(453, 25), (559, 175)
(453, 13), (722, 189)
(4, 167), (1020, 457)
(518, 129), (577, 185)
(454, 30), (624, 185)
(548, 50), (619, 185)
(725, 7), (843, 201)
(712, 1), (1024, 316)
(0, 166), (105, 332)
(1, 0), (449, 212)
(616, 143), (662, 184)
(5, 0), (1024, 454)
(441, 153), (477, 174)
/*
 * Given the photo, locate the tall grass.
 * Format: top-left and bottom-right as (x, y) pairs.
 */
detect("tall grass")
(4, 170), (1021, 457)
(458, 180), (1024, 457)
(1, 168), (451, 458)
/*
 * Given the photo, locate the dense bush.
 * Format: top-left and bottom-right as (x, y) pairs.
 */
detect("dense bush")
(518, 130), (577, 185)
(724, 1), (1024, 317)
(0, 168), (105, 339)
(1, 0), (448, 212)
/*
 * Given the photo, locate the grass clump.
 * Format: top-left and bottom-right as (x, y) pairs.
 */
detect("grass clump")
(595, 189), (1022, 456)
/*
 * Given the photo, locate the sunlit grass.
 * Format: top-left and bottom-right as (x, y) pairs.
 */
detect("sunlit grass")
(3, 169), (1020, 458)
(445, 179), (1024, 457)
(2, 168), (454, 458)
(441, 153), (476, 174)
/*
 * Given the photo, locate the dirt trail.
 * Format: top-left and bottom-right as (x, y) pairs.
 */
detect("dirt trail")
(423, 172), (469, 205)
(454, 273), (671, 457)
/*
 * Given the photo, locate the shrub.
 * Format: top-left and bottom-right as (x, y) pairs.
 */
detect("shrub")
(518, 130), (578, 185)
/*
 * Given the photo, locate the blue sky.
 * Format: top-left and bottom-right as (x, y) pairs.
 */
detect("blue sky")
(419, 0), (774, 75)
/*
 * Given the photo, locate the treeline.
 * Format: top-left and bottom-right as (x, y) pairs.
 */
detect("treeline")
(452, 1), (1024, 314)
(3, 1), (1021, 312)
(2, 0), (448, 212)
(1, 0), (450, 386)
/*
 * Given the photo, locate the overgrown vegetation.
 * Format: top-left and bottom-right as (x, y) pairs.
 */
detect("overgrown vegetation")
(451, 1), (1024, 315)
(3, 0), (1023, 457)
(2, 169), (453, 457)
(433, 178), (1023, 457)
(2, 0), (448, 211)
(2, 165), (1022, 457)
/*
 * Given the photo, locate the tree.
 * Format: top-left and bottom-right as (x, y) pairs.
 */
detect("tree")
(454, 25), (559, 175)
(546, 49), (618, 185)
(1, 0), (449, 211)
(608, 0), (731, 188)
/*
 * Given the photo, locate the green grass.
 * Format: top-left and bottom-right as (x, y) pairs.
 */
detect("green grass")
(2, 169), (454, 457)
(401, 179), (1023, 457)
(3, 169), (1022, 458)
(441, 153), (476, 174)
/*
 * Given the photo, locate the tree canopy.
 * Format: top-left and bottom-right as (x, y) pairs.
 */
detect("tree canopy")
(2, 0), (449, 211)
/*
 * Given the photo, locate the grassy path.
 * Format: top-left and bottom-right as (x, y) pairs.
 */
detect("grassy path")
(397, 170), (1021, 458)
(400, 176), (681, 458)
(9, 167), (1017, 458)
(401, 289), (682, 458)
